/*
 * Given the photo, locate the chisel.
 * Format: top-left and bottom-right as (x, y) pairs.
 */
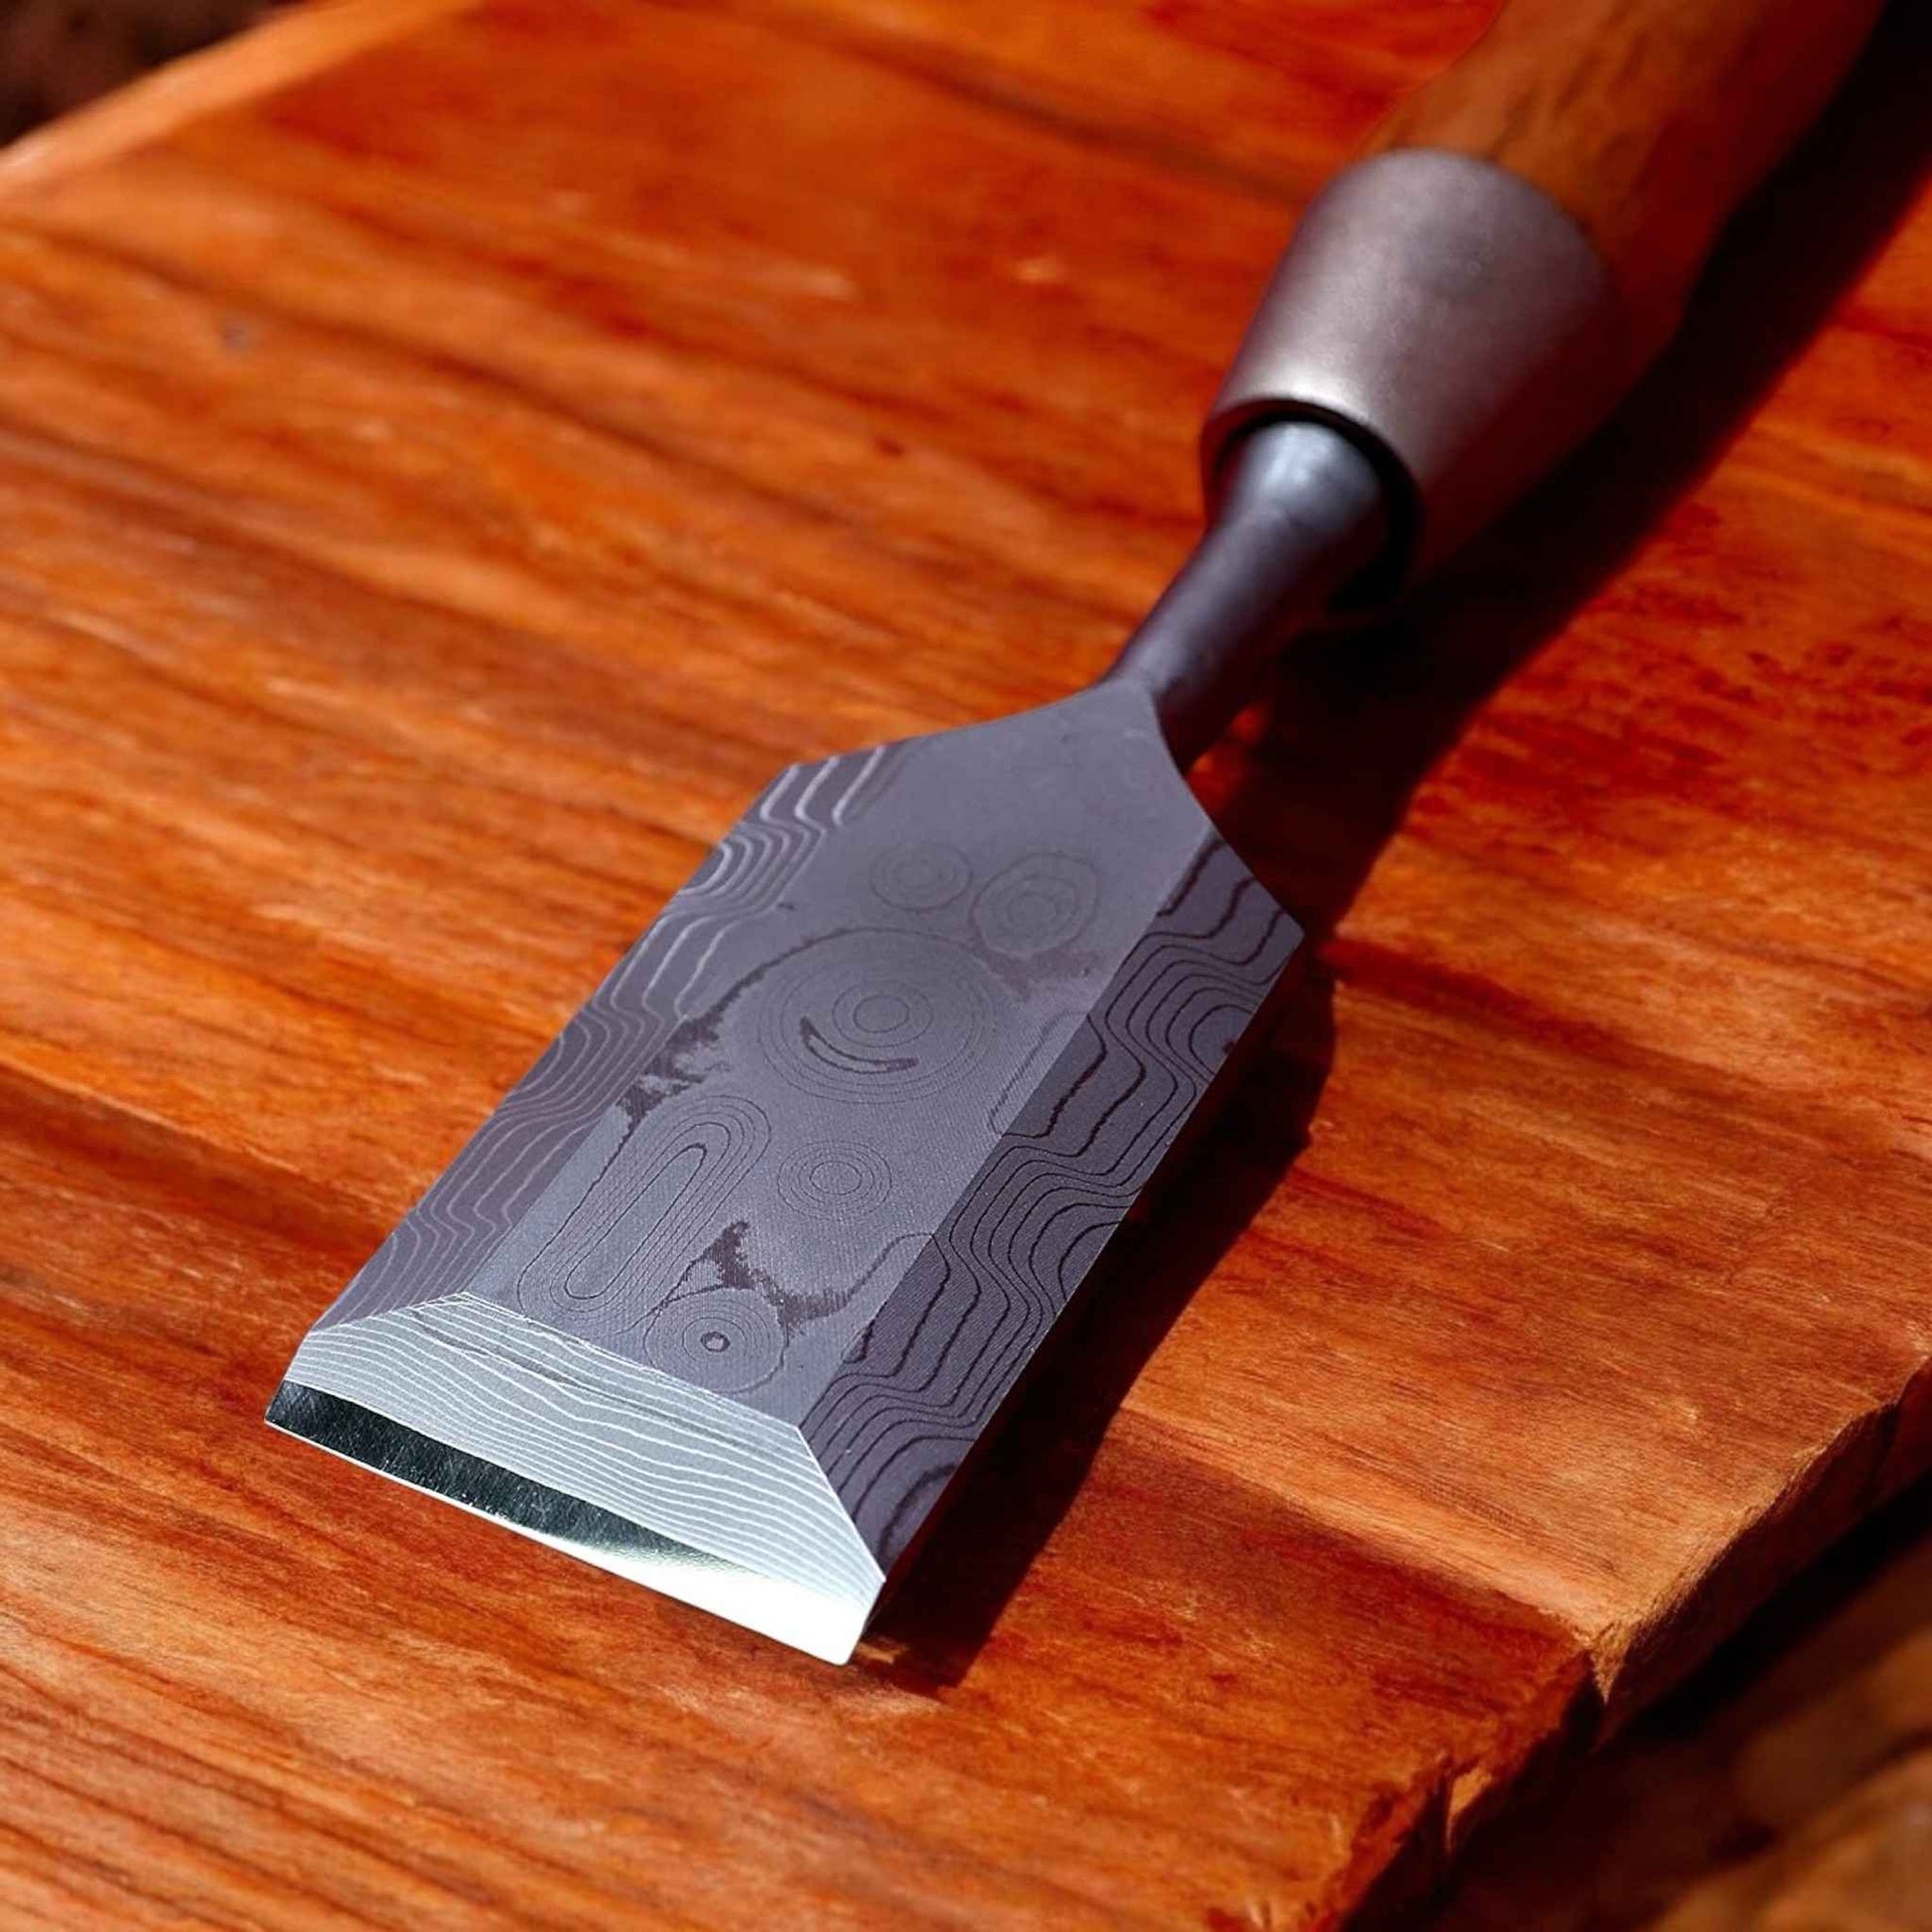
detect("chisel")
(270, 0), (1882, 1662)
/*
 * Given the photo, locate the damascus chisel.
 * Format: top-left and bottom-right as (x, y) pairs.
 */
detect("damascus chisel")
(270, 0), (1881, 1660)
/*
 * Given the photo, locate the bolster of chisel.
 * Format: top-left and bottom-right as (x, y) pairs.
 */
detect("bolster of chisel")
(1203, 0), (1887, 583)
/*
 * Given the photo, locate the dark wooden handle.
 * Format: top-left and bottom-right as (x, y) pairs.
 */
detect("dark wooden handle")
(1369, 0), (1886, 344)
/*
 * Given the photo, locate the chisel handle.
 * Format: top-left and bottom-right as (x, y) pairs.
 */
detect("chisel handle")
(1110, 0), (1884, 763)
(1205, 0), (1886, 577)
(1372, 0), (1884, 349)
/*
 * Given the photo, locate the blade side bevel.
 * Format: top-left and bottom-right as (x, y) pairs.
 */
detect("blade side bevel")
(278, 1291), (882, 1652)
(266, 1381), (871, 1664)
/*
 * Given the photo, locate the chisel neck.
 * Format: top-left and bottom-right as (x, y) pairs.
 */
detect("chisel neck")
(1100, 417), (1388, 768)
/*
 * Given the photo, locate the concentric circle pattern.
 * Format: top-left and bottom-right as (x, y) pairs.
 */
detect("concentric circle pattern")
(759, 931), (996, 1102)
(972, 852), (1100, 958)
(870, 841), (972, 911)
(642, 1288), (783, 1394)
(776, 1141), (895, 1218)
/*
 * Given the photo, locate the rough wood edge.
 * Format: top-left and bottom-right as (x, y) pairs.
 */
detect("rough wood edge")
(0, 0), (479, 202)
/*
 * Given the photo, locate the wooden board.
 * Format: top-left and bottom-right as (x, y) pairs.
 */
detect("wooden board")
(2, 1), (1930, 1923)
(1435, 1479), (1932, 1927)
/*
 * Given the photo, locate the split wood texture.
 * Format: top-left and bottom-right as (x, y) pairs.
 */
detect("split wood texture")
(1435, 1486), (1932, 1928)
(2, 1), (1931, 1926)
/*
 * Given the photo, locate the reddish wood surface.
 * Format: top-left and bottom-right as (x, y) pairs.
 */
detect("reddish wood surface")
(1434, 1481), (1932, 1928)
(1, 2), (1930, 1925)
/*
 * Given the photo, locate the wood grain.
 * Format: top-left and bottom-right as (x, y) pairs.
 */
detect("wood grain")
(1372, 0), (1885, 341)
(0, 0), (1929, 1924)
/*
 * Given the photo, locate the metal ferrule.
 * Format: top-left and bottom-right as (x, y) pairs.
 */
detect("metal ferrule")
(1202, 149), (1635, 580)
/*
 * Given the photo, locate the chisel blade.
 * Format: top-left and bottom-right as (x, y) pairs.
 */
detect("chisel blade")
(268, 680), (1299, 1662)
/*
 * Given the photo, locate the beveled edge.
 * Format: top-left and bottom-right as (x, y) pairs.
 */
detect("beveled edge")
(266, 1380), (873, 1664)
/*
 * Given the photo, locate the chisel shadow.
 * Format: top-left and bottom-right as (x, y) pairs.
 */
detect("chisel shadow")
(865, 0), (1932, 1693)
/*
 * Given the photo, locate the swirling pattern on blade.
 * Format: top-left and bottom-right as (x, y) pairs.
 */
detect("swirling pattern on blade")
(870, 840), (972, 911)
(758, 929), (998, 1104)
(972, 851), (1100, 959)
(800, 837), (1300, 1567)
(508, 1094), (771, 1331)
(643, 1287), (785, 1394)
(318, 743), (901, 1330)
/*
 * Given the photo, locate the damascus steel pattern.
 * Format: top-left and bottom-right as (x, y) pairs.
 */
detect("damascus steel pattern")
(316, 738), (902, 1333)
(271, 682), (1302, 1660)
(802, 838), (1297, 1566)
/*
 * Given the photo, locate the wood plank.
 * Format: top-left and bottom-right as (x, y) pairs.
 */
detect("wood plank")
(1432, 1480), (1932, 1927)
(2, 0), (1930, 1922)
(1, 1086), (1587, 1928)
